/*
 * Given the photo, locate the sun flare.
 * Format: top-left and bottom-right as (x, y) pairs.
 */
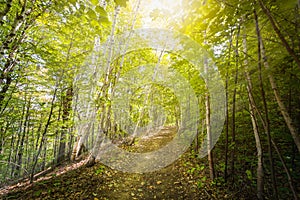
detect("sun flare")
(139, 0), (184, 28)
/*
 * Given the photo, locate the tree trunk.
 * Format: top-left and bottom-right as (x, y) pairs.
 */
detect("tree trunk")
(85, 6), (120, 166)
(16, 95), (31, 177)
(12, 97), (27, 178)
(0, 75), (12, 108)
(249, 103), (264, 200)
(41, 138), (47, 171)
(204, 30), (215, 180)
(224, 28), (233, 183)
(0, 0), (48, 107)
(257, 0), (300, 69)
(53, 102), (62, 165)
(254, 9), (278, 199)
(230, 23), (240, 183)
(271, 139), (298, 200)
(257, 13), (300, 154)
(30, 87), (57, 183)
(205, 93), (215, 180)
(58, 86), (73, 164)
(7, 130), (15, 179)
(243, 28), (264, 200)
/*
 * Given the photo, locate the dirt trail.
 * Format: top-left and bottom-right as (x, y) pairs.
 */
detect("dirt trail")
(1, 126), (256, 200)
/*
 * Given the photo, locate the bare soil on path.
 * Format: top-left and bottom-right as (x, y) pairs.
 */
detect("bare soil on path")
(1, 127), (256, 200)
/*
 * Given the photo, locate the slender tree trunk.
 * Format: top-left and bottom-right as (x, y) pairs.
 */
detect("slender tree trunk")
(41, 137), (47, 171)
(32, 116), (42, 164)
(271, 139), (298, 200)
(243, 29), (264, 200)
(205, 93), (215, 180)
(67, 128), (74, 159)
(0, 0), (48, 107)
(16, 96), (31, 177)
(230, 23), (240, 183)
(292, 2), (300, 172)
(251, 8), (300, 198)
(224, 28), (233, 183)
(6, 128), (15, 179)
(255, 11), (300, 154)
(13, 100), (26, 177)
(131, 49), (164, 143)
(53, 102), (62, 165)
(204, 30), (215, 180)
(290, 77), (299, 172)
(253, 9), (278, 199)
(248, 80), (298, 199)
(57, 29), (75, 163)
(24, 120), (30, 172)
(249, 104), (264, 200)
(0, 121), (9, 155)
(194, 97), (201, 153)
(0, 79), (18, 117)
(30, 87), (57, 183)
(100, 0), (142, 141)
(0, 76), (12, 109)
(257, 0), (300, 69)
(85, 6), (121, 167)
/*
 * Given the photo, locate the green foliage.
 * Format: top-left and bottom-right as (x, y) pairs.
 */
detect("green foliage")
(197, 176), (207, 188)
(34, 190), (42, 197)
(245, 170), (252, 182)
(91, 0), (99, 6)
(114, 0), (128, 7)
(187, 164), (205, 175)
(95, 165), (106, 175)
(0, 1), (299, 199)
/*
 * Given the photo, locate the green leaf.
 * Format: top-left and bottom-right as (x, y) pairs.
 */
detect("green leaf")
(91, 19), (100, 28)
(246, 170), (252, 180)
(87, 9), (97, 19)
(114, 0), (128, 7)
(95, 6), (107, 17)
(99, 16), (110, 25)
(68, 0), (77, 5)
(91, 0), (99, 6)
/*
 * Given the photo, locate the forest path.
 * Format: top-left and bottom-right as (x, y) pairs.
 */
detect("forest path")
(1, 126), (255, 200)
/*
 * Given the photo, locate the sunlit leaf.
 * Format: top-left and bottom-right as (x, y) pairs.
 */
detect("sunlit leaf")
(68, 0), (77, 5)
(114, 0), (128, 7)
(99, 16), (110, 25)
(95, 6), (107, 17)
(91, 0), (99, 6)
(87, 9), (97, 19)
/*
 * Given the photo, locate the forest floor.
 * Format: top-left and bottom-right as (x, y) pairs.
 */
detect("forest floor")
(0, 127), (257, 200)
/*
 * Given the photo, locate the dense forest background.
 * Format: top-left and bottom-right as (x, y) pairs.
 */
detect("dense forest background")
(0, 0), (300, 199)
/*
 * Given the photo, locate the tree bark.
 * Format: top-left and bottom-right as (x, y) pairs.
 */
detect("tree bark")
(204, 30), (215, 180)
(243, 28), (264, 200)
(230, 23), (240, 183)
(254, 9), (278, 199)
(58, 86), (73, 163)
(271, 139), (298, 200)
(256, 15), (300, 154)
(30, 86), (57, 183)
(0, 1), (49, 107)
(205, 93), (215, 180)
(224, 28), (233, 183)
(249, 104), (264, 200)
(257, 0), (300, 70)
(16, 95), (31, 177)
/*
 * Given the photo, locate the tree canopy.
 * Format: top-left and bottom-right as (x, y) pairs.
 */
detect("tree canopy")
(0, 0), (300, 199)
